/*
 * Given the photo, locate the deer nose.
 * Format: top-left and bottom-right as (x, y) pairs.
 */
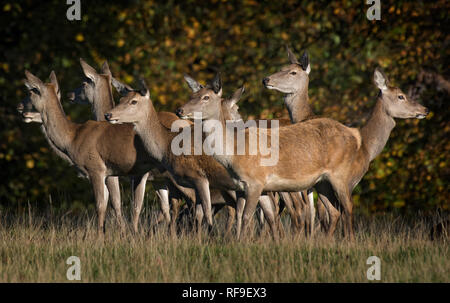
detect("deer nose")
(17, 104), (24, 113)
(175, 108), (184, 117)
(262, 78), (269, 86)
(425, 108), (430, 115)
(104, 113), (112, 121)
(67, 92), (75, 101)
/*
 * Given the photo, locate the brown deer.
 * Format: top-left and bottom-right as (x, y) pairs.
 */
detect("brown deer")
(177, 69), (429, 240)
(263, 47), (340, 236)
(66, 58), (173, 233)
(182, 74), (309, 236)
(105, 79), (278, 238)
(17, 77), (77, 169)
(110, 76), (261, 235)
(182, 75), (285, 235)
(67, 59), (236, 234)
(21, 70), (193, 234)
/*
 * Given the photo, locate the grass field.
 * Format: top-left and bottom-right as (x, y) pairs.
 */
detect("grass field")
(0, 207), (448, 283)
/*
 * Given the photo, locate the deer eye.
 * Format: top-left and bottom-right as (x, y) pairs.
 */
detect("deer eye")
(202, 96), (210, 101)
(398, 95), (404, 100)
(131, 100), (138, 105)
(31, 88), (41, 96)
(290, 71), (297, 75)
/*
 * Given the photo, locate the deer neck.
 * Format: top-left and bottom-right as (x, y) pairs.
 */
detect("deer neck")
(214, 103), (227, 126)
(360, 97), (396, 162)
(134, 102), (170, 162)
(201, 103), (239, 169)
(39, 124), (74, 165)
(41, 95), (77, 152)
(284, 85), (313, 123)
(92, 80), (115, 121)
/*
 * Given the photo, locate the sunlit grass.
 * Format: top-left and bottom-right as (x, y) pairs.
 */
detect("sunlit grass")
(0, 208), (448, 282)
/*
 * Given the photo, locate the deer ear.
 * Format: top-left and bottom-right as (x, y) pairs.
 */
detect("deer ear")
(286, 45), (299, 65)
(101, 61), (112, 77)
(138, 78), (150, 98)
(80, 58), (98, 81)
(49, 71), (61, 99)
(111, 77), (133, 96)
(300, 51), (309, 72)
(229, 85), (245, 105)
(184, 74), (203, 93)
(374, 68), (389, 91)
(212, 72), (222, 95)
(24, 70), (45, 92)
(24, 80), (33, 91)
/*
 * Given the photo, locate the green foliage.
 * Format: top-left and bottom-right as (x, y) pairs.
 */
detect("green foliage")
(0, 0), (448, 213)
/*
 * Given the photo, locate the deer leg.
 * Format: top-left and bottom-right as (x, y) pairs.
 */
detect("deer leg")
(175, 203), (191, 233)
(330, 181), (354, 241)
(315, 181), (341, 237)
(239, 183), (264, 240)
(256, 206), (265, 229)
(91, 174), (109, 235)
(307, 189), (316, 237)
(150, 210), (166, 233)
(131, 172), (149, 233)
(235, 191), (246, 238)
(105, 176), (125, 232)
(219, 190), (236, 236)
(169, 197), (181, 236)
(269, 192), (285, 238)
(280, 192), (300, 232)
(259, 195), (279, 241)
(316, 196), (329, 231)
(224, 205), (236, 237)
(155, 186), (171, 223)
(195, 203), (204, 233)
(300, 190), (312, 237)
(194, 179), (213, 228)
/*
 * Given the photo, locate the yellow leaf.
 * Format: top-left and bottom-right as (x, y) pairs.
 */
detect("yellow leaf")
(75, 33), (84, 42)
(393, 200), (405, 208)
(117, 39), (125, 47)
(124, 75), (133, 84)
(26, 159), (34, 169)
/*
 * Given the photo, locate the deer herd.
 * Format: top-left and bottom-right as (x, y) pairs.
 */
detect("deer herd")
(17, 46), (429, 241)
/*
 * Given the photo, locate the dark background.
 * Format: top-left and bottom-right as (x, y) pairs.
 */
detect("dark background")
(0, 0), (448, 216)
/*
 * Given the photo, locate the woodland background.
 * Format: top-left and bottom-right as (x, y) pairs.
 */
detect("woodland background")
(0, 0), (448, 216)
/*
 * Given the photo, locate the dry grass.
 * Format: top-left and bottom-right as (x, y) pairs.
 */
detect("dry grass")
(0, 207), (448, 282)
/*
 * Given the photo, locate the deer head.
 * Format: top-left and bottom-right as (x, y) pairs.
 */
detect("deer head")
(67, 59), (112, 104)
(222, 86), (245, 121)
(374, 68), (429, 119)
(104, 79), (150, 124)
(17, 95), (43, 123)
(262, 46), (310, 94)
(176, 73), (224, 120)
(23, 70), (60, 113)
